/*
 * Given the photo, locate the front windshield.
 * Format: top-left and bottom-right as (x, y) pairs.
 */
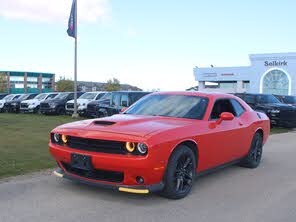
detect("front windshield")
(54, 93), (70, 100)
(19, 94), (33, 100)
(257, 95), (280, 104)
(282, 96), (296, 104)
(3, 94), (15, 101)
(35, 94), (48, 101)
(79, 93), (97, 100)
(125, 94), (209, 120)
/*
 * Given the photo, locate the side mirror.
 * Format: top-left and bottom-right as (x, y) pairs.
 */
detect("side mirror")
(216, 112), (235, 125)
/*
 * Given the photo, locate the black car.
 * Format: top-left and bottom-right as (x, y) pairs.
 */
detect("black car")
(6, 93), (39, 113)
(0, 94), (8, 100)
(95, 91), (151, 118)
(86, 93), (112, 118)
(40, 92), (84, 115)
(274, 95), (296, 107)
(235, 93), (296, 128)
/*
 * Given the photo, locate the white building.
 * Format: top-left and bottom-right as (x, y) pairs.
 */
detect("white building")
(193, 52), (296, 95)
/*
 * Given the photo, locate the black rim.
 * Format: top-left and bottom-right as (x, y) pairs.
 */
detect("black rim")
(251, 137), (262, 163)
(174, 154), (194, 193)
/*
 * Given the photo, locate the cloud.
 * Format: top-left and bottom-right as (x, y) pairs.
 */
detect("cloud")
(0, 0), (111, 23)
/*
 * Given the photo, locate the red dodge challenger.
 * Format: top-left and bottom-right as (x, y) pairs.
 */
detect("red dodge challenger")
(50, 91), (270, 199)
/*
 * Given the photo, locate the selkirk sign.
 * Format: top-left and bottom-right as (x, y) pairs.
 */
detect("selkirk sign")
(264, 60), (288, 66)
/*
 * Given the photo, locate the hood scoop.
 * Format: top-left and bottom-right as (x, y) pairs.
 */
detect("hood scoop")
(93, 121), (116, 126)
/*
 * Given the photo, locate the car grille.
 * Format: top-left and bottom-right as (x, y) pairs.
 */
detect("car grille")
(21, 103), (28, 108)
(41, 103), (49, 109)
(67, 103), (74, 109)
(87, 104), (96, 112)
(280, 110), (296, 120)
(52, 134), (127, 155)
(61, 162), (124, 183)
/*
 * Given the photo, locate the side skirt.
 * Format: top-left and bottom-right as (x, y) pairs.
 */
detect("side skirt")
(196, 158), (243, 178)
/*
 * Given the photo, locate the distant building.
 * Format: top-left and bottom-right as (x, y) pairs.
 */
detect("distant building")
(0, 71), (55, 94)
(77, 81), (142, 92)
(194, 52), (296, 95)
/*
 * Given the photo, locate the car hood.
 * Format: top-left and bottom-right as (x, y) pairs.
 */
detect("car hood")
(67, 99), (92, 104)
(42, 99), (64, 104)
(56, 114), (197, 137)
(21, 99), (40, 104)
(260, 103), (296, 110)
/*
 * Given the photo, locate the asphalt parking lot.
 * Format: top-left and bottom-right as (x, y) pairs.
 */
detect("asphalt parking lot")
(0, 132), (295, 222)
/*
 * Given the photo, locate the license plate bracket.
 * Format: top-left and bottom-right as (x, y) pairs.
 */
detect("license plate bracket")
(71, 153), (93, 171)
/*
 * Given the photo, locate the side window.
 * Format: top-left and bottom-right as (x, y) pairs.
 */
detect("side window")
(230, 99), (245, 117)
(68, 93), (74, 100)
(121, 94), (129, 107)
(244, 95), (256, 104)
(111, 94), (121, 106)
(210, 99), (236, 120)
(28, 94), (37, 99)
(95, 93), (105, 100)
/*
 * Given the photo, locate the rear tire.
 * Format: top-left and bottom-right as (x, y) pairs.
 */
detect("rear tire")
(160, 145), (196, 199)
(57, 107), (66, 115)
(239, 132), (263, 168)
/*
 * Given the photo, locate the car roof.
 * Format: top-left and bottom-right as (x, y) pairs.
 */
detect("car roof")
(153, 91), (238, 100)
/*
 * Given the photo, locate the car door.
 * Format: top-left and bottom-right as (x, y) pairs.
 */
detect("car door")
(207, 98), (246, 167)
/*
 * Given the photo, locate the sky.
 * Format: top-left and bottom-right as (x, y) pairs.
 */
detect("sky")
(0, 0), (296, 91)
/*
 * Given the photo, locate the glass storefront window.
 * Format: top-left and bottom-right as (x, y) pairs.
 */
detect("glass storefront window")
(262, 70), (289, 95)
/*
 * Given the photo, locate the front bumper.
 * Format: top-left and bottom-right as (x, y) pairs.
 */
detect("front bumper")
(41, 108), (57, 114)
(54, 167), (164, 194)
(50, 143), (166, 191)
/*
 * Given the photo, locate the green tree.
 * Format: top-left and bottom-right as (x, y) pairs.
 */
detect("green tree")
(0, 73), (8, 93)
(104, 78), (121, 91)
(56, 77), (74, 92)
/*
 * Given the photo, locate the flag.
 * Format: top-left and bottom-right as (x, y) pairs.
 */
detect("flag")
(67, 0), (76, 38)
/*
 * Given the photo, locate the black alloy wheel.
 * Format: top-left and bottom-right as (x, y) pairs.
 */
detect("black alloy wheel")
(160, 145), (196, 199)
(174, 153), (194, 193)
(57, 107), (66, 115)
(240, 132), (263, 168)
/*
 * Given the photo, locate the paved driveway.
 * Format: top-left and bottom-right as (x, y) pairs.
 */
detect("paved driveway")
(0, 132), (296, 222)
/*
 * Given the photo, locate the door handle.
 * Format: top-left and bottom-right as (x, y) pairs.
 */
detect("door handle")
(239, 121), (243, 126)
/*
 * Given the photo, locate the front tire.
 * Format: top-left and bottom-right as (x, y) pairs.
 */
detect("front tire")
(240, 132), (263, 168)
(160, 145), (196, 199)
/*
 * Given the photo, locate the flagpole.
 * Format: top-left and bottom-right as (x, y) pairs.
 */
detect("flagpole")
(73, 0), (78, 118)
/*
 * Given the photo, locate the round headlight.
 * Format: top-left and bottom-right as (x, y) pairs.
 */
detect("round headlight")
(53, 133), (60, 143)
(137, 143), (148, 154)
(126, 142), (136, 152)
(61, 135), (68, 143)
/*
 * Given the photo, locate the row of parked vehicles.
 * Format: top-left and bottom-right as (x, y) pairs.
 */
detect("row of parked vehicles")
(1, 91), (296, 128)
(0, 91), (150, 118)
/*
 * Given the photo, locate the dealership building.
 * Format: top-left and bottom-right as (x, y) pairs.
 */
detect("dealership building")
(194, 52), (296, 95)
(0, 71), (55, 94)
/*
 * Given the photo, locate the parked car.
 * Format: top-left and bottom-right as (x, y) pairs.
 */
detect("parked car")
(20, 93), (59, 113)
(0, 93), (8, 100)
(40, 92), (84, 115)
(0, 94), (22, 112)
(235, 93), (296, 128)
(66, 92), (107, 116)
(6, 93), (39, 113)
(95, 91), (151, 118)
(50, 92), (270, 199)
(86, 93), (112, 118)
(274, 95), (296, 106)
